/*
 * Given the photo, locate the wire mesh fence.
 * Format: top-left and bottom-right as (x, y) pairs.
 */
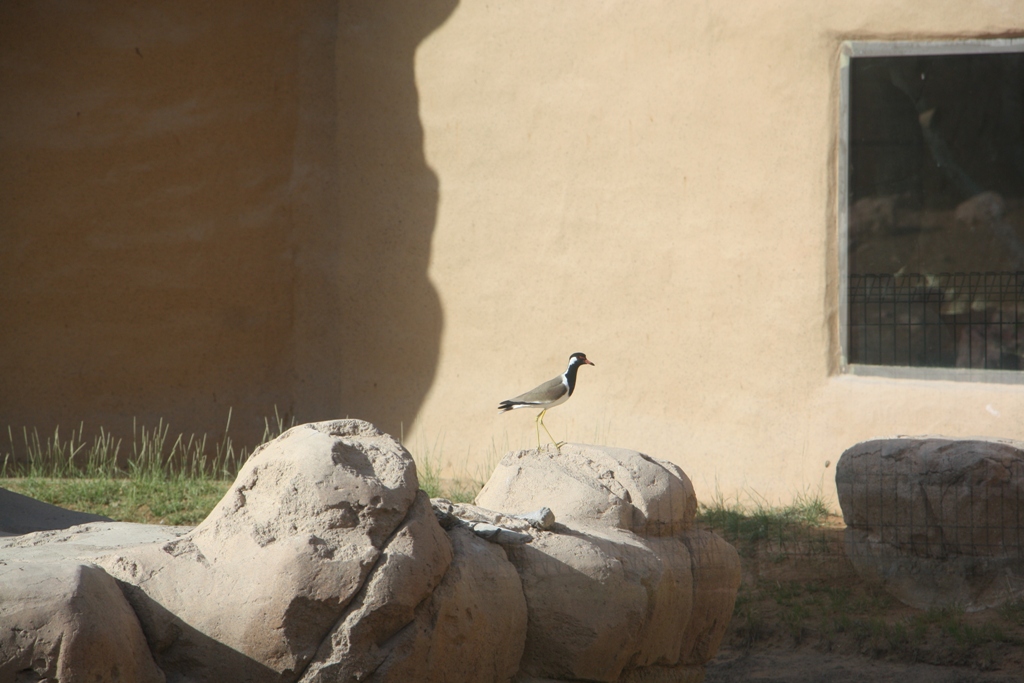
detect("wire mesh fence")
(695, 507), (846, 560)
(697, 453), (1024, 568)
(848, 272), (1024, 369)
(839, 461), (1024, 562)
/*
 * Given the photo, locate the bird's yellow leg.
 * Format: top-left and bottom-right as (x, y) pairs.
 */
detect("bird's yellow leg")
(538, 410), (564, 452)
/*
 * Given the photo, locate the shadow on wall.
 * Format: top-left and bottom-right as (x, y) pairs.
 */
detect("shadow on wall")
(0, 0), (455, 446)
(295, 0), (458, 438)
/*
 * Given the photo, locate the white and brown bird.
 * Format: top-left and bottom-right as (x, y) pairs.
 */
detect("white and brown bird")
(498, 352), (595, 451)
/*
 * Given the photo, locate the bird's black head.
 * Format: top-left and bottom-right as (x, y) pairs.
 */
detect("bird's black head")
(569, 352), (595, 367)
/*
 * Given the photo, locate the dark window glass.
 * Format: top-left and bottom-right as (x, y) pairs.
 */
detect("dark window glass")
(847, 51), (1024, 370)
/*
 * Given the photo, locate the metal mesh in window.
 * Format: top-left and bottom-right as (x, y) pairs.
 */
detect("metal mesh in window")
(848, 272), (1024, 369)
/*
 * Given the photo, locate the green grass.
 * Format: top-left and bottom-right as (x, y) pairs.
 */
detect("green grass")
(0, 409), (293, 525)
(997, 597), (1024, 627)
(697, 487), (834, 531)
(2, 413), (489, 523)
(1, 408), (292, 480)
(695, 486), (836, 556)
(708, 496), (1024, 672)
(834, 604), (1021, 664)
(1, 477), (230, 526)
(407, 431), (489, 504)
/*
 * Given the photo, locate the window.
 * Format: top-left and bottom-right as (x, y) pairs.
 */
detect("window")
(839, 40), (1024, 381)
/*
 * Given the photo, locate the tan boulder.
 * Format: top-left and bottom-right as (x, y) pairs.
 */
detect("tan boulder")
(298, 490), (454, 681)
(507, 525), (692, 682)
(347, 526), (529, 683)
(476, 444), (697, 537)
(100, 419), (423, 682)
(0, 519), (185, 683)
(0, 561), (164, 683)
(836, 436), (1024, 610)
(676, 529), (743, 666)
(843, 526), (1024, 612)
(477, 444), (739, 682)
(0, 521), (187, 563)
(0, 430), (739, 683)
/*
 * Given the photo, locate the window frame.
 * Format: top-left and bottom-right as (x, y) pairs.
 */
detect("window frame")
(838, 38), (1024, 384)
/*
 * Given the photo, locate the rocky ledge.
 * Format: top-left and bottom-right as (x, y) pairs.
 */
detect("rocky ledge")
(0, 419), (740, 683)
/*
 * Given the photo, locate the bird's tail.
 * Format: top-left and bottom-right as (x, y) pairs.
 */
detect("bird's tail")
(498, 400), (518, 412)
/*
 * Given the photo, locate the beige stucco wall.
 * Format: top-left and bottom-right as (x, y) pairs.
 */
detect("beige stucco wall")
(0, 1), (449, 444)
(4, 1), (1024, 505)
(406, 1), (1024, 504)
(0, 2), (330, 442)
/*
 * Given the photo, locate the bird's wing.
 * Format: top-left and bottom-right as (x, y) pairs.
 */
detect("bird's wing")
(506, 376), (567, 405)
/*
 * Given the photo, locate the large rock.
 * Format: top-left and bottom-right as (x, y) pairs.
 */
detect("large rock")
(836, 436), (1024, 611)
(0, 521), (187, 564)
(0, 427), (739, 683)
(99, 419), (425, 682)
(313, 525), (528, 683)
(0, 561), (164, 683)
(477, 444), (697, 537)
(0, 520), (186, 683)
(676, 529), (744, 668)
(478, 444), (739, 683)
(506, 526), (695, 682)
(298, 490), (456, 682)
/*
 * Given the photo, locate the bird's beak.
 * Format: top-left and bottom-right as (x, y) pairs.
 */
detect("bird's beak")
(586, 359), (595, 366)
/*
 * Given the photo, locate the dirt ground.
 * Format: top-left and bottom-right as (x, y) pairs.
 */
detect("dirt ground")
(705, 649), (1022, 683)
(699, 518), (1024, 683)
